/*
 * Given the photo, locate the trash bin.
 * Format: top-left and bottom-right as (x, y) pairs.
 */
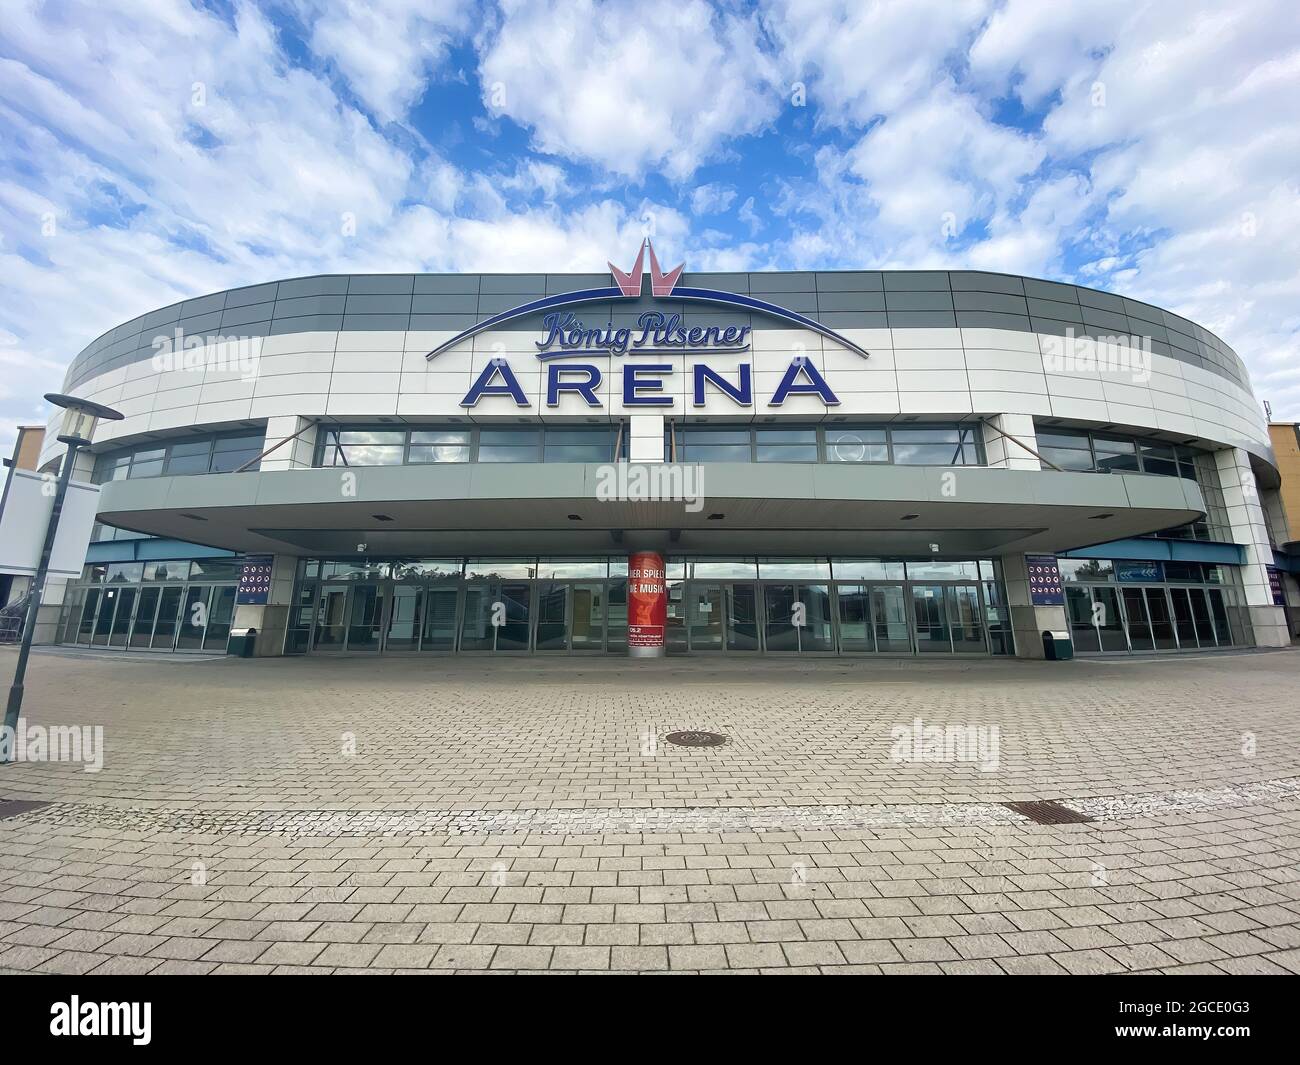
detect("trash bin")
(1041, 630), (1073, 661)
(227, 627), (257, 658)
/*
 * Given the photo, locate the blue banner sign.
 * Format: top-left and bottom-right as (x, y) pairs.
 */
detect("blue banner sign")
(1116, 560), (1163, 583)
(236, 555), (274, 605)
(1026, 555), (1064, 605)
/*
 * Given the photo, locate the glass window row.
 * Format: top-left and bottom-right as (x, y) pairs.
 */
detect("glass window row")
(92, 431), (266, 484)
(295, 557), (1003, 582)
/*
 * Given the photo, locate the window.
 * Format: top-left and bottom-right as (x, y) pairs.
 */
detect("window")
(211, 433), (264, 473)
(1139, 442), (1179, 477)
(891, 426), (980, 465)
(318, 429), (405, 467)
(128, 448), (165, 479)
(164, 439), (213, 476)
(679, 427), (751, 462)
(478, 428), (542, 463)
(1093, 435), (1140, 474)
(755, 428), (818, 462)
(824, 427), (888, 463)
(408, 429), (471, 464)
(91, 430), (267, 483)
(542, 427), (619, 463)
(1037, 429), (1094, 471)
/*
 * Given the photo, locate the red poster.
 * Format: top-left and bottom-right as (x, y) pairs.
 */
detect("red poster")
(627, 551), (666, 648)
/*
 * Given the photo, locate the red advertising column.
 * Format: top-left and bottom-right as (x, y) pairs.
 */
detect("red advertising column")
(627, 551), (667, 658)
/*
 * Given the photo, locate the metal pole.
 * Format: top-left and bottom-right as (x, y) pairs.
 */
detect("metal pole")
(3, 440), (80, 759)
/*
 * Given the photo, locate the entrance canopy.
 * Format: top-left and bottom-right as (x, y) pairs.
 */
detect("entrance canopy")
(94, 462), (1206, 559)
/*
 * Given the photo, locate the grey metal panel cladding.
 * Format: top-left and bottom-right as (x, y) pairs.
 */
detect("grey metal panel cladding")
(269, 314), (343, 335)
(409, 314), (480, 331)
(1076, 287), (1126, 314)
(140, 304), (182, 331)
(480, 274), (546, 293)
(477, 292), (545, 314)
(948, 272), (1026, 295)
(748, 272), (815, 292)
(341, 313), (411, 331)
(952, 291), (1030, 315)
(61, 270), (1253, 394)
(346, 274), (414, 295)
(1027, 297), (1084, 324)
(883, 271), (951, 291)
(817, 311), (889, 329)
(414, 275), (480, 294)
(219, 303), (275, 329)
(180, 292), (227, 318)
(1080, 307), (1132, 334)
(344, 293), (413, 315)
(885, 290), (954, 312)
(273, 294), (347, 318)
(886, 310), (958, 328)
(411, 293), (479, 314)
(276, 276), (350, 299)
(224, 282), (279, 308)
(685, 272), (751, 291)
(816, 291), (886, 313)
(1023, 278), (1079, 303)
(955, 311), (1033, 332)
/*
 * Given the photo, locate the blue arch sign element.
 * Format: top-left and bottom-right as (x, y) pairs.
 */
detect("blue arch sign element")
(424, 240), (871, 363)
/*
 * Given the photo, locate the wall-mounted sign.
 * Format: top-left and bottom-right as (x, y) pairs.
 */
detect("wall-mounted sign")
(1267, 566), (1285, 606)
(1116, 561), (1163, 584)
(432, 239), (867, 412)
(1025, 554), (1064, 606)
(236, 555), (274, 605)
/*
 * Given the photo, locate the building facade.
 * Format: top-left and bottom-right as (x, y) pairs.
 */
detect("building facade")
(32, 245), (1298, 659)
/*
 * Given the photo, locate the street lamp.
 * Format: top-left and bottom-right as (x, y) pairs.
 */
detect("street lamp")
(2, 393), (123, 760)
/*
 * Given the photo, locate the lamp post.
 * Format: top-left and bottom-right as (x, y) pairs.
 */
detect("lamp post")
(2, 394), (123, 761)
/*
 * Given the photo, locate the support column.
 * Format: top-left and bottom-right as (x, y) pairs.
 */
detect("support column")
(259, 416), (316, 472)
(1216, 447), (1289, 646)
(1001, 552), (1068, 658)
(231, 554), (298, 656)
(627, 550), (666, 658)
(982, 414), (1041, 470)
(629, 414), (666, 464)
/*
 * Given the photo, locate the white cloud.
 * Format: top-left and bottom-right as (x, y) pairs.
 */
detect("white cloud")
(293, 0), (471, 123)
(690, 182), (737, 216)
(478, 0), (782, 180)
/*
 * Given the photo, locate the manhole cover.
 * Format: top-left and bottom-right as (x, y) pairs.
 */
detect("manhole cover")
(1001, 800), (1094, 825)
(664, 731), (727, 748)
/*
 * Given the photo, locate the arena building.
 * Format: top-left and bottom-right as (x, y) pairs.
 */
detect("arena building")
(29, 241), (1300, 659)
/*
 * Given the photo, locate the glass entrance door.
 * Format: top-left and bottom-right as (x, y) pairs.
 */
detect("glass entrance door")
(385, 586), (422, 652)
(1120, 587), (1154, 651)
(345, 584), (385, 652)
(420, 587), (459, 652)
(686, 583), (724, 650)
(872, 585), (912, 652)
(762, 583), (834, 652)
(312, 583), (350, 651)
(1169, 587), (1199, 647)
(569, 582), (606, 652)
(535, 581), (569, 651)
(460, 581), (532, 652)
(726, 584), (760, 651)
(945, 585), (987, 653)
(911, 585), (950, 652)
(1143, 587), (1178, 649)
(106, 588), (137, 649)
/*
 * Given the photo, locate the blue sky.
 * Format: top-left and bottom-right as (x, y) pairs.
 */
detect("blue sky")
(1, 0), (1298, 453)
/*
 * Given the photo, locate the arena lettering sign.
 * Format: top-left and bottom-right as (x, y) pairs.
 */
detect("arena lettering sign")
(431, 239), (867, 410)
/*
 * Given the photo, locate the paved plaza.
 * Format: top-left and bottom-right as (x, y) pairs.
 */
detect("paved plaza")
(1, 648), (1299, 973)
